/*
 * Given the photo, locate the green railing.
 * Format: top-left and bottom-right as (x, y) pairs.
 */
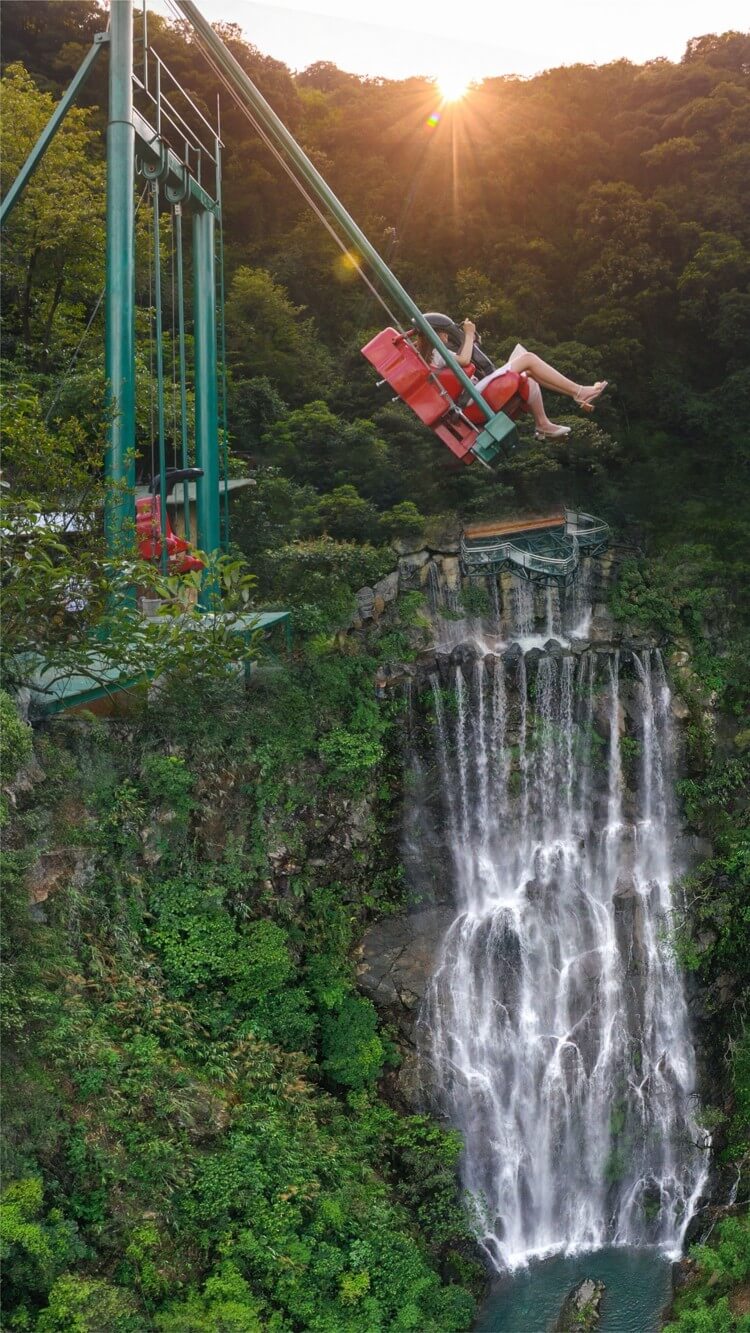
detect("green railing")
(460, 510), (610, 584)
(564, 509), (610, 555)
(461, 533), (580, 583)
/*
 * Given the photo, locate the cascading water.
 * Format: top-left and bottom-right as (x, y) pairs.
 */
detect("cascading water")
(416, 589), (707, 1272)
(504, 576), (536, 642)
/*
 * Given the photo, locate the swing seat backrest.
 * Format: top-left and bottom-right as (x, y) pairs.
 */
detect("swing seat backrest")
(361, 327), (451, 427)
(135, 496), (205, 574)
(361, 327), (479, 461)
(361, 328), (530, 463)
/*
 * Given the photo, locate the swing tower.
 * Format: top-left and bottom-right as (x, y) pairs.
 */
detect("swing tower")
(3, 0), (609, 593)
(2, 0), (228, 566)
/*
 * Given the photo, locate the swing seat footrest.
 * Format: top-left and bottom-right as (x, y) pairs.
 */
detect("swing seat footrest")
(471, 411), (518, 464)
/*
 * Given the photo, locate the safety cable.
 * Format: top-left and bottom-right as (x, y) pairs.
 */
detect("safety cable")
(164, 0), (404, 330)
(170, 207), (178, 470)
(147, 185), (156, 489)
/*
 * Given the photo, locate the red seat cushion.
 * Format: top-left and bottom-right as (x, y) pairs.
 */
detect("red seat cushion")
(462, 371), (529, 424)
(135, 497), (205, 573)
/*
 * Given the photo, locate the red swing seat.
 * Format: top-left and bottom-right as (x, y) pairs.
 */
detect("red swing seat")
(360, 327), (530, 464)
(434, 366), (530, 425)
(135, 495), (205, 574)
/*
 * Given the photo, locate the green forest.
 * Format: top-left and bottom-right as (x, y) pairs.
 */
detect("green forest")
(1, 3), (748, 1329)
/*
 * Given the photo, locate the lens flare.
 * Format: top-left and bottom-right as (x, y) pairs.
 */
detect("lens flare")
(334, 249), (362, 282)
(426, 110), (441, 129)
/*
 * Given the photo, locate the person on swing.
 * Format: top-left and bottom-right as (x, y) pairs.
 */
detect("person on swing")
(416, 320), (608, 440)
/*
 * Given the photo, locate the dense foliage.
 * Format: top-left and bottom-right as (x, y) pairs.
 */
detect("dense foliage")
(664, 1218), (750, 1332)
(3, 7), (749, 538)
(1, 3), (749, 1328)
(1, 656), (480, 1330)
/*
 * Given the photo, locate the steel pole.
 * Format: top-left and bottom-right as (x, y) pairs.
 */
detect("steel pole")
(151, 182), (168, 568)
(104, 0), (136, 554)
(192, 206), (220, 557)
(174, 205), (192, 542)
(0, 35), (108, 229)
(216, 135), (230, 552)
(174, 0), (494, 424)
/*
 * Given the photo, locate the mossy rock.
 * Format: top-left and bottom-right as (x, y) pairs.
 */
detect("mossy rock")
(554, 1278), (605, 1331)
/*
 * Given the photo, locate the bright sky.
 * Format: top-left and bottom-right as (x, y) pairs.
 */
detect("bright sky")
(151, 0), (748, 82)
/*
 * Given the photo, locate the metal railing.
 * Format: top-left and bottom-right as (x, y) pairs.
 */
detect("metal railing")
(133, 44), (222, 196)
(564, 508), (610, 547)
(460, 533), (580, 579)
(460, 506), (611, 585)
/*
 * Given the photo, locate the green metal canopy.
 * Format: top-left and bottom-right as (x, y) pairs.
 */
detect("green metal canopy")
(21, 612), (293, 718)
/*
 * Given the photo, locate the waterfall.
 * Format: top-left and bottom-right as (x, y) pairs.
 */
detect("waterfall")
(417, 641), (707, 1271)
(566, 558), (593, 639)
(509, 578), (536, 640)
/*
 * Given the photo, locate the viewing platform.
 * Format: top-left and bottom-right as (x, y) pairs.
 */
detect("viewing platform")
(461, 509), (610, 585)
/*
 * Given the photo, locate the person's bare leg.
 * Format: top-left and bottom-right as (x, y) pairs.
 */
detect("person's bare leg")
(507, 351), (606, 405)
(525, 378), (570, 438)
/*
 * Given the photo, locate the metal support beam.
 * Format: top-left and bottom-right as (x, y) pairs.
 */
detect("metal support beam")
(0, 33), (109, 229)
(104, 0), (136, 554)
(216, 135), (230, 551)
(192, 206), (220, 558)
(133, 108), (218, 213)
(151, 183), (168, 568)
(174, 206), (192, 542)
(174, 0), (500, 432)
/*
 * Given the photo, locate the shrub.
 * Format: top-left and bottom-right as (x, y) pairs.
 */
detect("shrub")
(318, 485), (379, 542)
(255, 536), (393, 632)
(140, 754), (194, 822)
(0, 689), (32, 783)
(319, 727), (384, 793)
(379, 501), (426, 542)
(460, 584), (491, 618)
(0, 1179), (84, 1306)
(320, 995), (386, 1089)
(154, 1263), (264, 1331)
(35, 1274), (141, 1332)
(149, 877), (296, 1022)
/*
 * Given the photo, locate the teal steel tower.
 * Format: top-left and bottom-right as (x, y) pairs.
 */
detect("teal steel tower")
(104, 0), (137, 553)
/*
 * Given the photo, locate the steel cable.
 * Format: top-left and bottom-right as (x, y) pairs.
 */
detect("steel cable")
(164, 0), (405, 330)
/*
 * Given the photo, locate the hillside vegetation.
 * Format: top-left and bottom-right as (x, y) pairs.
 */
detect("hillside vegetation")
(0, 6), (748, 1329)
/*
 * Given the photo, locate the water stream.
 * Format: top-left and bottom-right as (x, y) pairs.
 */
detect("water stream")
(476, 1248), (672, 1331)
(414, 577), (707, 1276)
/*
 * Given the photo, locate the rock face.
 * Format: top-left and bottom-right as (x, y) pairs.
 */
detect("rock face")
(554, 1278), (606, 1331)
(353, 544), (639, 650)
(357, 908), (454, 1018)
(357, 907), (454, 1108)
(25, 847), (94, 905)
(373, 571), (399, 608)
(397, 552), (429, 591)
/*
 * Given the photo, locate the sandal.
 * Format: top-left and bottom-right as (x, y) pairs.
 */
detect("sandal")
(534, 424), (571, 440)
(574, 381), (608, 412)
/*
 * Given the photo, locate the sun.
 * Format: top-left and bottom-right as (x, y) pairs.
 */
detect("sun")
(436, 72), (471, 103)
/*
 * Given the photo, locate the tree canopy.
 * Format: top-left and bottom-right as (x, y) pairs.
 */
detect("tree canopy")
(1, 9), (749, 1330)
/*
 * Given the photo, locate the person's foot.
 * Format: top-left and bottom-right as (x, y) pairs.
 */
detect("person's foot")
(534, 423), (571, 440)
(574, 381), (608, 411)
